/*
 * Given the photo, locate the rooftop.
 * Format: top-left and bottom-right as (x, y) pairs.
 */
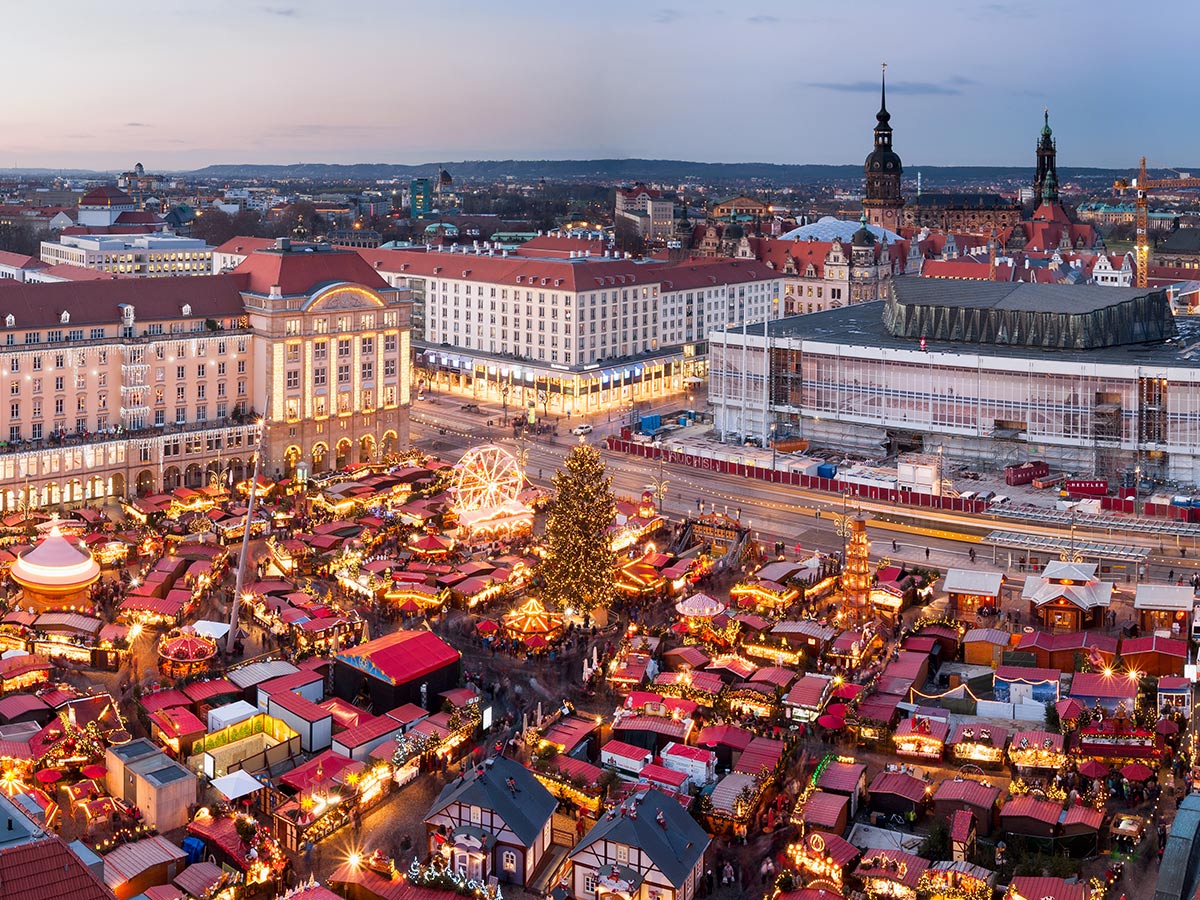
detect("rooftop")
(743, 298), (1200, 369)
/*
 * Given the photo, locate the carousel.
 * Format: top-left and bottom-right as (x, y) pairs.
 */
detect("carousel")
(675, 592), (726, 622)
(452, 445), (534, 544)
(10, 523), (101, 613)
(158, 627), (219, 680)
(502, 597), (564, 648)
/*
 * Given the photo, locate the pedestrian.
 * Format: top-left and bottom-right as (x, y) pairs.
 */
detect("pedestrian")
(706, 869), (714, 895)
(925, 547), (930, 560)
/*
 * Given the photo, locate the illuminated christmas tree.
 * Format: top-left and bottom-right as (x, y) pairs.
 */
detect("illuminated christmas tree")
(841, 515), (871, 626)
(541, 444), (617, 611)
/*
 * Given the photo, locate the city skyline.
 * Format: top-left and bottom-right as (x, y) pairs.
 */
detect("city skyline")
(2, 0), (1197, 171)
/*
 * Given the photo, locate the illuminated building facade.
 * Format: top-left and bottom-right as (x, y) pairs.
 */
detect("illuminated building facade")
(0, 239), (410, 507)
(363, 246), (783, 413)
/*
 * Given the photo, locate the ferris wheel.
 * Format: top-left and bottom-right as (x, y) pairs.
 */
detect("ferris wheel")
(455, 445), (525, 512)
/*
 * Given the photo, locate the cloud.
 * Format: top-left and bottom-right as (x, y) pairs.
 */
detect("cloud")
(125, 122), (150, 128)
(260, 5), (298, 16)
(652, 8), (684, 23)
(746, 14), (779, 23)
(807, 78), (973, 96)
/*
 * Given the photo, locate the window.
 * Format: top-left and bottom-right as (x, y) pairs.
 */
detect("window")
(362, 336), (374, 356)
(54, 399), (63, 416)
(384, 359), (396, 378)
(502, 851), (516, 873)
(54, 376), (64, 392)
(286, 342), (301, 363)
(616, 846), (628, 865)
(384, 334), (397, 353)
(337, 364), (350, 385)
(30, 423), (41, 440)
(90, 327), (104, 340)
(237, 360), (246, 374)
(8, 403), (17, 419)
(584, 876), (596, 896)
(470, 806), (482, 825)
(313, 341), (328, 361)
(197, 364), (206, 378)
(285, 319), (301, 336)
(337, 338), (351, 358)
(177, 365), (186, 380)
(314, 367), (327, 387)
(286, 370), (299, 390)
(176, 385), (186, 402)
(361, 361), (373, 381)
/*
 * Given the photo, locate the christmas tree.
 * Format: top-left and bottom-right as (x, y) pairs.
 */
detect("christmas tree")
(541, 444), (617, 610)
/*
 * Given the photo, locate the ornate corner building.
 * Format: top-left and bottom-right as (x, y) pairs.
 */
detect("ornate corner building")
(0, 239), (410, 510)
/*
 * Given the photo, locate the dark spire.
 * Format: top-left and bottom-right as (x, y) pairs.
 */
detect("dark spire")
(876, 63), (891, 133)
(1041, 107), (1052, 139)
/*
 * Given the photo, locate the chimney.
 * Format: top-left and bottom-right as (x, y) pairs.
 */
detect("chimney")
(269, 285), (282, 298)
(274, 237), (290, 252)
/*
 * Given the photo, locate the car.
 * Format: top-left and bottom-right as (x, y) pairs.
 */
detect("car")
(460, 403), (480, 412)
(571, 423), (593, 436)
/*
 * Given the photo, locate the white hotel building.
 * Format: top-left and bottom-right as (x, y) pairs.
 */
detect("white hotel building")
(710, 280), (1200, 484)
(358, 242), (786, 415)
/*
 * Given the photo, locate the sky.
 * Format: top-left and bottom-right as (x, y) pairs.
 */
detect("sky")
(4, 0), (1196, 171)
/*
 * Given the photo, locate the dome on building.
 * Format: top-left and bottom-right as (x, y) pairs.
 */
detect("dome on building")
(779, 216), (900, 244)
(852, 214), (876, 247)
(11, 525), (101, 612)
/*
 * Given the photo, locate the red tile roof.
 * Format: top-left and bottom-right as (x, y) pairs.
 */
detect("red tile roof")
(868, 771), (927, 803)
(0, 251), (46, 270)
(334, 715), (404, 750)
(1000, 795), (1062, 825)
(0, 274), (245, 328)
(801, 790), (848, 828)
(948, 724), (1007, 747)
(1008, 876), (1087, 900)
(934, 778), (1000, 809)
(359, 246), (667, 295)
(268, 689), (331, 723)
(180, 678), (238, 703)
(817, 761), (867, 794)
(1069, 673), (1138, 700)
(1120, 635), (1188, 658)
(79, 185), (133, 206)
(335, 630), (460, 686)
(602, 739), (650, 763)
(950, 809), (975, 842)
(0, 835), (115, 900)
(234, 246), (389, 296)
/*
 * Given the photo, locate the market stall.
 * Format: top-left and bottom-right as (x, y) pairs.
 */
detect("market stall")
(893, 717), (949, 761)
(1007, 730), (1066, 773)
(948, 724), (1009, 768)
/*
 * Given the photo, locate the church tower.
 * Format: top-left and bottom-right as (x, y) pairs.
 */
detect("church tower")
(863, 64), (904, 228)
(1033, 109), (1057, 207)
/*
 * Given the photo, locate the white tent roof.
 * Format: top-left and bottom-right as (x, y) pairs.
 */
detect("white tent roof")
(211, 769), (263, 801)
(192, 620), (231, 640)
(1134, 584), (1195, 611)
(943, 569), (1004, 597)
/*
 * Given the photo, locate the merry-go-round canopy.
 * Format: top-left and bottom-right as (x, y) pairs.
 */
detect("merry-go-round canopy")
(502, 597), (564, 638)
(11, 524), (101, 610)
(158, 630), (218, 665)
(409, 532), (455, 556)
(675, 592), (726, 619)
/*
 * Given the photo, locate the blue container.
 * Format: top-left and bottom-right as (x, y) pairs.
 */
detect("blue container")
(816, 463), (838, 479)
(640, 414), (661, 433)
(679, 416), (688, 427)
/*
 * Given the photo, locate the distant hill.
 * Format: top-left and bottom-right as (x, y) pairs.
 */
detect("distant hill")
(182, 159), (1156, 186)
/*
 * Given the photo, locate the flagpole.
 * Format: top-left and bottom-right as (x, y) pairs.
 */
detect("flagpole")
(228, 407), (268, 655)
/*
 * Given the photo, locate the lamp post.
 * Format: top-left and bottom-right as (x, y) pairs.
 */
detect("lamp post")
(770, 422), (778, 472)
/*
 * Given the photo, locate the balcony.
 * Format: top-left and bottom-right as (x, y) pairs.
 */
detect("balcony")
(0, 414), (260, 455)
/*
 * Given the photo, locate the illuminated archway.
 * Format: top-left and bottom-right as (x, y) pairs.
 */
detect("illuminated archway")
(111, 473), (126, 498)
(163, 466), (182, 490)
(312, 442), (328, 473)
(136, 470), (155, 496)
(283, 446), (301, 479)
(184, 463), (203, 488)
(381, 430), (398, 457)
(359, 434), (375, 464)
(335, 439), (352, 470)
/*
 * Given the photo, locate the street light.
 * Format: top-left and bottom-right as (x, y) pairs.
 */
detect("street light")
(770, 422), (778, 472)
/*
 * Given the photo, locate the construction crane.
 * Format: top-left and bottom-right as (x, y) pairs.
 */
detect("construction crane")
(1114, 157), (1200, 288)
